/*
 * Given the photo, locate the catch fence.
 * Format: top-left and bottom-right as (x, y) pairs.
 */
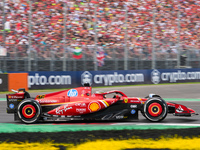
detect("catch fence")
(0, 0), (199, 71)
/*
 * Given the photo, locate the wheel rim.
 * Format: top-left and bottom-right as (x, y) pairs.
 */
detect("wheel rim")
(22, 104), (36, 119)
(148, 102), (162, 117)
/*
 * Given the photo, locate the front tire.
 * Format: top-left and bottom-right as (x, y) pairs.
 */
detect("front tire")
(143, 98), (168, 122)
(17, 99), (41, 124)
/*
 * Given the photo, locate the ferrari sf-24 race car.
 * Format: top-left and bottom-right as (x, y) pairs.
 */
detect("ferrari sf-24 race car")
(6, 85), (198, 124)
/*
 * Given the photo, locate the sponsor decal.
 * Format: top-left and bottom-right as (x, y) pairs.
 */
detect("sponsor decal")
(8, 99), (18, 102)
(36, 95), (45, 99)
(76, 108), (86, 114)
(53, 115), (59, 117)
(74, 115), (81, 118)
(88, 102), (101, 112)
(116, 116), (124, 119)
(67, 89), (78, 97)
(81, 71), (92, 85)
(66, 115), (72, 117)
(176, 106), (184, 113)
(130, 105), (137, 108)
(56, 106), (72, 115)
(39, 100), (58, 103)
(131, 109), (136, 114)
(151, 69), (160, 84)
(75, 103), (86, 107)
(9, 103), (14, 109)
(130, 100), (140, 103)
(8, 96), (24, 99)
(124, 99), (128, 103)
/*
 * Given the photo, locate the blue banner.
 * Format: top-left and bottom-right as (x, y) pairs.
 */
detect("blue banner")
(9, 68), (200, 89)
(149, 68), (200, 84)
(26, 70), (147, 89)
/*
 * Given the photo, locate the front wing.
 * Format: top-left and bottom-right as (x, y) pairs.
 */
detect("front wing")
(167, 102), (198, 117)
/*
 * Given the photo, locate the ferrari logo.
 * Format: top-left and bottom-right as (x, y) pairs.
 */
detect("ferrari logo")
(124, 99), (128, 103)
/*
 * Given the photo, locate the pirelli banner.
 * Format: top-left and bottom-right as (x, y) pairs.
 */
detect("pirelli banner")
(8, 68), (200, 90)
(0, 73), (28, 92)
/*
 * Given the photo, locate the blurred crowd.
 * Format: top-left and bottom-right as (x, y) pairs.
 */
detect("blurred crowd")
(0, 0), (200, 60)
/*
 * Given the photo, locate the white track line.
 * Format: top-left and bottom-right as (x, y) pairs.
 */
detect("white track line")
(112, 123), (200, 126)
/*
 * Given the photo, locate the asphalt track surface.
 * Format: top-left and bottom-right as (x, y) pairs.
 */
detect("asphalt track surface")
(1, 84), (200, 124)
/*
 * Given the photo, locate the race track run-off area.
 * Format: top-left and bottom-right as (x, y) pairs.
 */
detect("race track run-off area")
(1, 84), (200, 150)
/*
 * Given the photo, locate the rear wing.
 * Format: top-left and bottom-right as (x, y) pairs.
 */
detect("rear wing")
(6, 88), (30, 113)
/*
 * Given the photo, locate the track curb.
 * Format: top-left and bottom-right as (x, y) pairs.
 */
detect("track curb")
(1, 123), (200, 133)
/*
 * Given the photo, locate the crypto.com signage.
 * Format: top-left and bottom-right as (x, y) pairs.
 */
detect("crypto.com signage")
(27, 70), (146, 89)
(9, 68), (200, 89)
(150, 69), (200, 84)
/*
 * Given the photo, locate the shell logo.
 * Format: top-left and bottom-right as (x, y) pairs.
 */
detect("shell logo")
(89, 102), (101, 112)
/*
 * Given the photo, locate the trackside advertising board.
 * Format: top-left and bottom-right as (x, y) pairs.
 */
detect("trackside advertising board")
(0, 74), (8, 91)
(26, 70), (146, 89)
(0, 73), (28, 91)
(8, 68), (200, 89)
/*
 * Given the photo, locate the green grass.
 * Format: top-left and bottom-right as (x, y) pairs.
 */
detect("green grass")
(1, 82), (200, 94)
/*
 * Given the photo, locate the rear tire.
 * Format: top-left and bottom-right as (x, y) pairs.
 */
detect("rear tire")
(143, 98), (168, 122)
(17, 99), (41, 124)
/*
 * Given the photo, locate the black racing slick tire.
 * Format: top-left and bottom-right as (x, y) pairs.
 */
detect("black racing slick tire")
(143, 98), (168, 122)
(17, 99), (41, 124)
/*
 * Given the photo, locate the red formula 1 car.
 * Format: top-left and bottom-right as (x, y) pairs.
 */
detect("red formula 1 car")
(6, 85), (198, 124)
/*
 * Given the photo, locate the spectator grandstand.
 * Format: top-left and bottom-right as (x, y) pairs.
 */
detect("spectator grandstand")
(0, 0), (199, 67)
